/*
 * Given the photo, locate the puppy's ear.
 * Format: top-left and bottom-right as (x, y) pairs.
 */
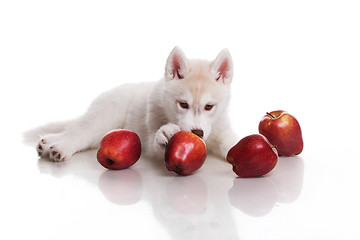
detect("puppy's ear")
(211, 49), (233, 84)
(165, 46), (189, 81)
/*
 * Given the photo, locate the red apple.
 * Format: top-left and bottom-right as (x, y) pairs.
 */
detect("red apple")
(165, 131), (207, 175)
(97, 129), (141, 170)
(258, 110), (303, 156)
(227, 134), (278, 178)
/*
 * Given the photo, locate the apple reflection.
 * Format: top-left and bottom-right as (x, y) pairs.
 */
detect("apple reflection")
(166, 175), (208, 214)
(98, 169), (143, 205)
(228, 156), (304, 216)
(151, 171), (239, 240)
(271, 156), (304, 203)
(228, 177), (278, 217)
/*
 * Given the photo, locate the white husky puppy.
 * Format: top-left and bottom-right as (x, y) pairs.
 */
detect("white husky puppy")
(35, 47), (237, 162)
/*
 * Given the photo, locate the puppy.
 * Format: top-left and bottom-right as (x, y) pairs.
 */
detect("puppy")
(35, 47), (237, 162)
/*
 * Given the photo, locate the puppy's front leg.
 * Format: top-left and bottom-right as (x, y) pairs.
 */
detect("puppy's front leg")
(155, 123), (181, 148)
(147, 123), (181, 161)
(206, 127), (238, 160)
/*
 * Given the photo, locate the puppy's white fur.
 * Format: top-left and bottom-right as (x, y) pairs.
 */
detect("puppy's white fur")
(34, 47), (237, 162)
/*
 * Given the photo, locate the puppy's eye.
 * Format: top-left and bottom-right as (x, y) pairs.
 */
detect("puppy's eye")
(179, 102), (189, 109)
(205, 104), (214, 111)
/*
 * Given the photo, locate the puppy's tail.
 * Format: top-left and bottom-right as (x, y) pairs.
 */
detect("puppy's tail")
(23, 120), (71, 146)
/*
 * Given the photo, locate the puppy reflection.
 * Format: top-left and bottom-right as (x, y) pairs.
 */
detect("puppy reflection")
(152, 174), (239, 240)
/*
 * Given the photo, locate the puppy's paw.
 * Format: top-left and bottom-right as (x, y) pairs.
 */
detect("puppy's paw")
(36, 134), (74, 162)
(49, 145), (71, 162)
(37, 139), (50, 157)
(155, 123), (181, 148)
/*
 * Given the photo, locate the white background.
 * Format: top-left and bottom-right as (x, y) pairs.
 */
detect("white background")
(1, 0), (360, 239)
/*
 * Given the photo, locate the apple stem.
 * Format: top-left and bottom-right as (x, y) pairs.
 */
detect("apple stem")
(266, 112), (276, 119)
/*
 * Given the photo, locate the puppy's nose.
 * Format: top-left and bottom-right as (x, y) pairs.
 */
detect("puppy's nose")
(191, 129), (204, 138)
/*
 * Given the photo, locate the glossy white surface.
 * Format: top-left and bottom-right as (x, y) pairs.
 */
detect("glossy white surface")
(1, 1), (360, 239)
